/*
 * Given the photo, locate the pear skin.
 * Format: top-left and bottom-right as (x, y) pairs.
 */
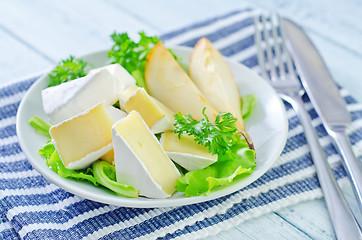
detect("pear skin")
(189, 38), (254, 150)
(145, 42), (219, 121)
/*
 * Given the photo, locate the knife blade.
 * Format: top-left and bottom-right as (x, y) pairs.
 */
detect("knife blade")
(281, 18), (362, 214)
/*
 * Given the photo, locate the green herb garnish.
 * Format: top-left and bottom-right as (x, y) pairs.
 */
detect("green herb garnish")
(173, 108), (256, 196)
(173, 108), (239, 156)
(48, 56), (88, 87)
(108, 32), (160, 89)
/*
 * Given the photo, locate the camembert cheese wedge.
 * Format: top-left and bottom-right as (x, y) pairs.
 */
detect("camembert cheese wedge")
(112, 111), (180, 198)
(120, 86), (175, 134)
(88, 64), (136, 94)
(161, 131), (217, 171)
(50, 103), (126, 169)
(42, 64), (135, 124)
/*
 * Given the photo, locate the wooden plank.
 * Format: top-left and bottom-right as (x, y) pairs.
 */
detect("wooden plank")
(0, 0), (158, 61)
(0, 28), (52, 84)
(276, 199), (335, 240)
(104, 0), (253, 33)
(244, 0), (362, 56)
(209, 211), (312, 240)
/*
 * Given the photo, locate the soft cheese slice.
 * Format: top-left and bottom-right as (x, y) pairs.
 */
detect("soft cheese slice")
(88, 64), (136, 94)
(43, 70), (115, 124)
(42, 64), (136, 124)
(161, 131), (217, 171)
(112, 111), (180, 198)
(145, 42), (219, 121)
(121, 86), (175, 134)
(50, 103), (126, 169)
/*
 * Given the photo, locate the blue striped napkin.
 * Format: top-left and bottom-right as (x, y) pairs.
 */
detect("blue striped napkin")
(1, 8), (362, 239)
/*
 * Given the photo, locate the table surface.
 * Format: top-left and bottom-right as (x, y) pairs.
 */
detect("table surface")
(1, 1), (361, 239)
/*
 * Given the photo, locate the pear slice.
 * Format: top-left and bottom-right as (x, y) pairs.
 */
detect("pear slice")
(189, 37), (254, 150)
(145, 42), (219, 121)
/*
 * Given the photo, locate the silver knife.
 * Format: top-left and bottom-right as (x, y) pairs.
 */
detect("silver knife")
(281, 19), (362, 213)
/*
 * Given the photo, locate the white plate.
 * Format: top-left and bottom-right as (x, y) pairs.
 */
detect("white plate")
(16, 46), (288, 208)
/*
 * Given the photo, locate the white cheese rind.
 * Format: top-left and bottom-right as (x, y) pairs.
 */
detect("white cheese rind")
(112, 111), (180, 199)
(50, 103), (126, 170)
(160, 131), (217, 171)
(43, 64), (136, 124)
(66, 144), (113, 169)
(112, 129), (170, 199)
(88, 64), (136, 94)
(42, 69), (117, 124)
(165, 152), (217, 171)
(151, 116), (173, 134)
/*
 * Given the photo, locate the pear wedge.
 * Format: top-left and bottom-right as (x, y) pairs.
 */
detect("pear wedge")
(145, 42), (219, 121)
(189, 38), (254, 150)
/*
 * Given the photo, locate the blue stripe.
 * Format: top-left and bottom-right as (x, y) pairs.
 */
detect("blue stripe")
(351, 110), (362, 121)
(0, 175), (49, 190)
(0, 228), (20, 240)
(23, 206), (155, 240)
(220, 34), (255, 57)
(0, 102), (20, 119)
(0, 160), (30, 173)
(0, 78), (35, 99)
(100, 164), (346, 240)
(160, 10), (251, 41)
(240, 54), (258, 68)
(160, 165), (346, 239)
(11, 150), (317, 237)
(345, 95), (357, 104)
(179, 17), (255, 49)
(1, 189), (72, 212)
(0, 124), (16, 139)
(0, 142), (23, 158)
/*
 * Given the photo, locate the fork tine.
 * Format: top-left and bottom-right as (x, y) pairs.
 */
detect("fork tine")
(270, 15), (286, 80)
(277, 15), (299, 81)
(254, 16), (268, 80)
(261, 15), (278, 81)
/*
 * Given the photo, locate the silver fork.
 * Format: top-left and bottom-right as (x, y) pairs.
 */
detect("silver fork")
(254, 15), (362, 240)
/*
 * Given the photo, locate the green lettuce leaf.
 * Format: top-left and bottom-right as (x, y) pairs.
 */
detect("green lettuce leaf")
(241, 94), (257, 120)
(175, 139), (256, 196)
(173, 109), (257, 197)
(31, 116), (138, 197)
(39, 142), (98, 184)
(92, 160), (139, 198)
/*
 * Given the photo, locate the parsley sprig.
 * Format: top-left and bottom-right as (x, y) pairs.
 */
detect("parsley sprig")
(108, 32), (160, 89)
(173, 108), (241, 157)
(48, 56), (88, 87)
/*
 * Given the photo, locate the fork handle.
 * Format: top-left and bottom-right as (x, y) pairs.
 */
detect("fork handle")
(286, 94), (362, 240)
(327, 128), (362, 214)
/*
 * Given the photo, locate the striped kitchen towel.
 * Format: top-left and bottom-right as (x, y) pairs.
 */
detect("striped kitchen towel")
(1, 8), (362, 240)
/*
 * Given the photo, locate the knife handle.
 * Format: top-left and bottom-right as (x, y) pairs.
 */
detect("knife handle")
(327, 127), (362, 214)
(286, 95), (362, 240)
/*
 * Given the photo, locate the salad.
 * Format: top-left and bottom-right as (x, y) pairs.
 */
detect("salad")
(29, 32), (257, 199)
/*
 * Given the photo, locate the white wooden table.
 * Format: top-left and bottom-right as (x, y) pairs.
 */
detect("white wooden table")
(1, 1), (361, 239)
